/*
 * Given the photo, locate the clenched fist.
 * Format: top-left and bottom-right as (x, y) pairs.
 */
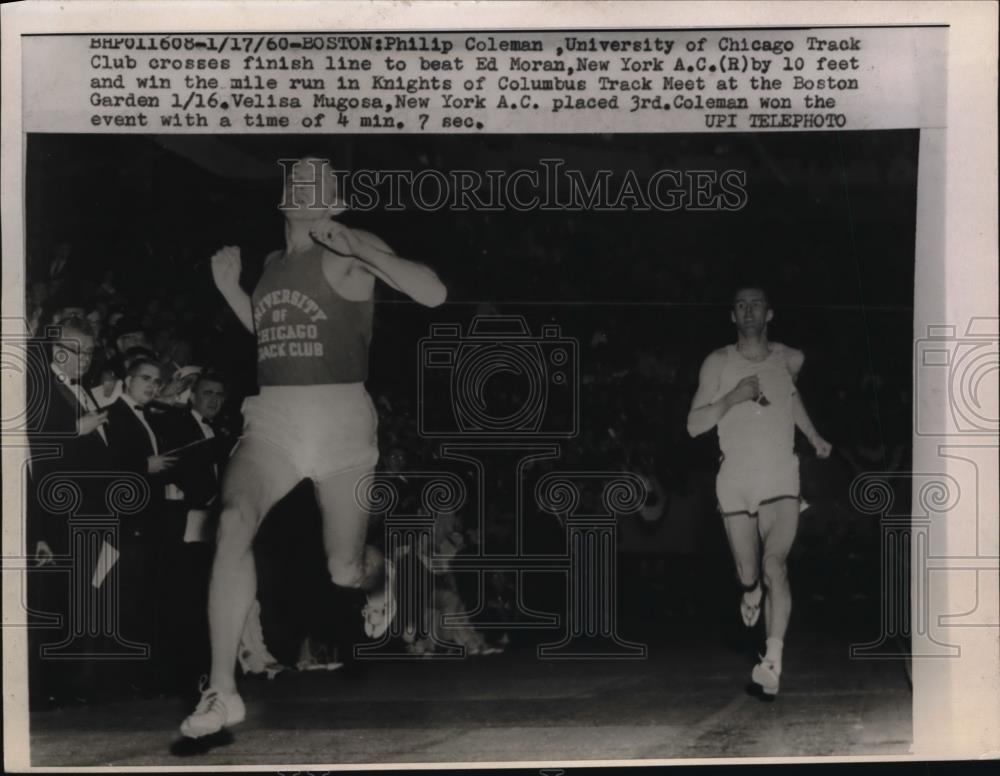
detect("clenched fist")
(811, 436), (833, 459)
(210, 246), (242, 294)
(726, 375), (760, 406)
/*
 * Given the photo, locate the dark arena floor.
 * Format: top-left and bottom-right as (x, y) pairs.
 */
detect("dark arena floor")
(29, 621), (911, 767)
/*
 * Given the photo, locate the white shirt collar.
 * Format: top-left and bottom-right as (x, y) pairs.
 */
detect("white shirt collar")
(51, 364), (109, 442)
(122, 394), (158, 453)
(191, 408), (216, 439)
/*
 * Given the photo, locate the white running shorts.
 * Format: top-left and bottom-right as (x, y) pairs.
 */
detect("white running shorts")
(238, 383), (379, 481)
(716, 452), (799, 517)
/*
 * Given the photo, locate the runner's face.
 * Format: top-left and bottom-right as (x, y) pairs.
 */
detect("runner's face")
(282, 158), (340, 218)
(731, 289), (772, 334)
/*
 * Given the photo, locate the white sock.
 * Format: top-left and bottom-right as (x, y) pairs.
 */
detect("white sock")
(764, 637), (784, 672)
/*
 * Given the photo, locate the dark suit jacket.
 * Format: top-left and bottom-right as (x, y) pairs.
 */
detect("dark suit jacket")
(26, 363), (112, 554)
(104, 397), (169, 543)
(158, 410), (226, 508)
(153, 407), (235, 544)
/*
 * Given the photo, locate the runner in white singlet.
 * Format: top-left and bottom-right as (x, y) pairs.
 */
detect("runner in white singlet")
(687, 286), (831, 697)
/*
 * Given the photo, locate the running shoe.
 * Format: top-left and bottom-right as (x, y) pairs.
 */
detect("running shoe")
(751, 656), (781, 696)
(179, 678), (246, 738)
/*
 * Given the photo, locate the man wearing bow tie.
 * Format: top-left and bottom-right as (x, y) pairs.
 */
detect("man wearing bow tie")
(157, 371), (231, 518)
(26, 317), (112, 706)
(154, 372), (235, 693)
(106, 358), (177, 486)
(104, 357), (176, 694)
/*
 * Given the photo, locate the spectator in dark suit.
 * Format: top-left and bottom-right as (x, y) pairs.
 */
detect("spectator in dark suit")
(28, 319), (111, 556)
(26, 316), (111, 707)
(104, 358), (176, 695)
(154, 372), (234, 693)
(105, 359), (175, 482)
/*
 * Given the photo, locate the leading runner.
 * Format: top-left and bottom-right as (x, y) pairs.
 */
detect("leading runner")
(687, 285), (831, 696)
(181, 156), (446, 737)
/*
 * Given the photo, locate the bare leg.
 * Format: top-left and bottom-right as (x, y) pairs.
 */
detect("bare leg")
(313, 464), (380, 590)
(722, 512), (761, 589)
(722, 512), (762, 624)
(757, 497), (800, 648)
(207, 441), (299, 693)
(313, 464), (398, 642)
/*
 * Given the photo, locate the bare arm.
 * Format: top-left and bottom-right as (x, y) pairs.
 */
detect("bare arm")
(210, 246), (254, 333)
(687, 350), (758, 437)
(311, 222), (447, 308)
(791, 393), (830, 455)
(220, 287), (254, 334)
(786, 348), (832, 458)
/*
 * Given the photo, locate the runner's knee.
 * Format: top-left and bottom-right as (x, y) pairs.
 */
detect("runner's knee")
(328, 557), (364, 588)
(762, 555), (788, 589)
(215, 499), (259, 551)
(328, 545), (384, 589)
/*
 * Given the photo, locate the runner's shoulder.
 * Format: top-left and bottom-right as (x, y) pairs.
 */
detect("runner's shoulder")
(700, 346), (730, 375)
(774, 343), (805, 374)
(705, 346), (731, 365)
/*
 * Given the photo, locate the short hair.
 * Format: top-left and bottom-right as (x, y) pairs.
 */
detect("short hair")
(192, 371), (227, 393)
(122, 346), (157, 369)
(731, 284), (770, 307)
(293, 148), (333, 164)
(281, 153), (334, 181)
(55, 315), (95, 340)
(126, 357), (162, 378)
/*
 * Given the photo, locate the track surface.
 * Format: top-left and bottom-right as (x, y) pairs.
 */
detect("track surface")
(29, 627), (911, 766)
